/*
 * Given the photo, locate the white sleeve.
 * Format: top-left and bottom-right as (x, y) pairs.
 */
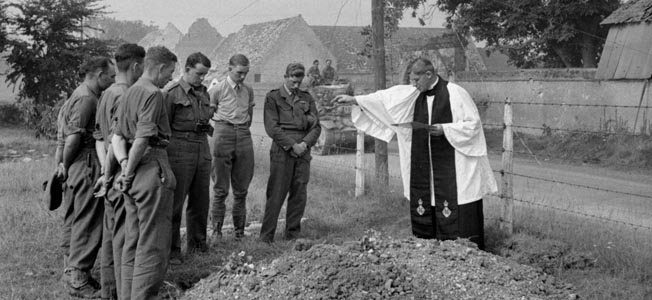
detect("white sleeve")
(351, 85), (419, 142)
(442, 83), (487, 157)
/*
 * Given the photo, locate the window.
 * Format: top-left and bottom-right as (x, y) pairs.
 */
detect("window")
(254, 74), (261, 83)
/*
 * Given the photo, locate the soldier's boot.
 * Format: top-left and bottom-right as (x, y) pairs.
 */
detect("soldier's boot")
(233, 215), (246, 240)
(62, 255), (70, 282)
(64, 268), (101, 299)
(211, 218), (223, 243)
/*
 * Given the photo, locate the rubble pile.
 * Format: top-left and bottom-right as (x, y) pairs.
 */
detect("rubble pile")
(183, 231), (577, 300)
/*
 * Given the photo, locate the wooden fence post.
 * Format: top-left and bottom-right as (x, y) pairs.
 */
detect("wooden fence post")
(500, 97), (514, 236)
(355, 129), (365, 197)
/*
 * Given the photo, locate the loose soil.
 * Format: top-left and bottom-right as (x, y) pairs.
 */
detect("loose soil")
(183, 231), (577, 300)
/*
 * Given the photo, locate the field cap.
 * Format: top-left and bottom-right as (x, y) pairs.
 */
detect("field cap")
(43, 171), (63, 211)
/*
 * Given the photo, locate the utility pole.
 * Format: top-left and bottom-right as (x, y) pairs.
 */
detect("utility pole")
(372, 0), (389, 186)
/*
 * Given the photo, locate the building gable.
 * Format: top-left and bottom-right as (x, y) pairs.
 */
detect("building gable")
(138, 22), (183, 51)
(601, 0), (652, 25)
(175, 18), (223, 66)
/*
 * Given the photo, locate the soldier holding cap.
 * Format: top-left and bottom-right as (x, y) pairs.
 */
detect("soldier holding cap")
(55, 56), (115, 298)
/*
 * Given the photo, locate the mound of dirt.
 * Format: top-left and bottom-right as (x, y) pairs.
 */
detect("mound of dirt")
(183, 231), (577, 300)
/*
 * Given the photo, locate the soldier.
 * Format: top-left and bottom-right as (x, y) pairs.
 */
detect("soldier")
(164, 52), (212, 263)
(321, 59), (336, 85)
(209, 54), (255, 241)
(112, 46), (177, 300)
(55, 56), (115, 298)
(93, 43), (145, 300)
(260, 63), (321, 243)
(307, 59), (321, 87)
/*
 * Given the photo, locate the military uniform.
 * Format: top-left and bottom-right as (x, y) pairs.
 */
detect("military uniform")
(57, 83), (104, 292)
(260, 85), (321, 242)
(113, 77), (176, 300)
(209, 77), (255, 239)
(93, 82), (129, 299)
(322, 65), (336, 85)
(164, 78), (212, 255)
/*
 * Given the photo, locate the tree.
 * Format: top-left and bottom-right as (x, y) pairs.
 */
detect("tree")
(4, 0), (112, 106)
(359, 0), (426, 58)
(0, 0), (8, 52)
(435, 0), (621, 68)
(85, 17), (158, 44)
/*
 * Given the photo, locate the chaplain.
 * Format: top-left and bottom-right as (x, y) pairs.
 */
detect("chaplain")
(334, 58), (497, 250)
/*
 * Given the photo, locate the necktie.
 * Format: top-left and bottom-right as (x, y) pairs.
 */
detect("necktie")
(234, 84), (240, 94)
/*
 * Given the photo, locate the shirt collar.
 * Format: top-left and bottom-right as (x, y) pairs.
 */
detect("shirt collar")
(226, 75), (238, 89)
(281, 84), (294, 98)
(179, 77), (206, 95)
(83, 82), (100, 98)
(178, 78), (192, 94)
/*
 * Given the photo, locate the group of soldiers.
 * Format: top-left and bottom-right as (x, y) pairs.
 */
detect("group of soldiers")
(306, 59), (337, 87)
(54, 43), (321, 299)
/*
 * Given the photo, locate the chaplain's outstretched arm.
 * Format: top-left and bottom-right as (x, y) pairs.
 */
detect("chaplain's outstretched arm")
(333, 94), (357, 105)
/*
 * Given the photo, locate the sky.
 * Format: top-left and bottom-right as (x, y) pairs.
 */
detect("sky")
(102, 0), (449, 35)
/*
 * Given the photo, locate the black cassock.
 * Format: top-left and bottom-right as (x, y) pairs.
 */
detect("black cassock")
(409, 78), (484, 250)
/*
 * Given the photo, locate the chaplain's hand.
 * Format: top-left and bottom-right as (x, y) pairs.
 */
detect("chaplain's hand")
(429, 124), (444, 137)
(292, 142), (308, 157)
(333, 94), (357, 105)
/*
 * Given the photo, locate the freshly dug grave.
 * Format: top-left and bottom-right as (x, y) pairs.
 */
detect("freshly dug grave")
(183, 231), (577, 300)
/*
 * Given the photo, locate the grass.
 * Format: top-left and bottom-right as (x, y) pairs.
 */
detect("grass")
(2, 127), (652, 299)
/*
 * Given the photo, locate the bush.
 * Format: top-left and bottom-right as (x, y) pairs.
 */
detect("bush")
(16, 99), (61, 139)
(0, 103), (23, 126)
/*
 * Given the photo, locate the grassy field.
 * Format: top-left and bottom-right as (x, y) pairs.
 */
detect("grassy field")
(1, 127), (652, 299)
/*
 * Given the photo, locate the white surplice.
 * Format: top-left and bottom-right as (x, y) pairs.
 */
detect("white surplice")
(351, 83), (498, 205)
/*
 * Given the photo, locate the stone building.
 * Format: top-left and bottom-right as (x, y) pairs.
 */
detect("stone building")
(175, 18), (223, 68)
(206, 15), (335, 86)
(138, 22), (183, 52)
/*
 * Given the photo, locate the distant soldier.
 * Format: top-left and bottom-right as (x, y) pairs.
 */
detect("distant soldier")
(55, 56), (115, 298)
(321, 59), (336, 85)
(209, 54), (255, 240)
(93, 43), (145, 300)
(260, 63), (321, 243)
(112, 46), (177, 300)
(307, 59), (321, 87)
(164, 52), (212, 263)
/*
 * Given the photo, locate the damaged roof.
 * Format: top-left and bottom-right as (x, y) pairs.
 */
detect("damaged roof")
(601, 0), (652, 25)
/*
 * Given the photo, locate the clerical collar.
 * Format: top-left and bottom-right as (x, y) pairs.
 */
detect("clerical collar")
(427, 76), (439, 92)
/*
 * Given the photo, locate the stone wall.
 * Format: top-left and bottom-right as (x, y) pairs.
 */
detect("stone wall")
(455, 69), (652, 135)
(322, 68), (652, 135)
